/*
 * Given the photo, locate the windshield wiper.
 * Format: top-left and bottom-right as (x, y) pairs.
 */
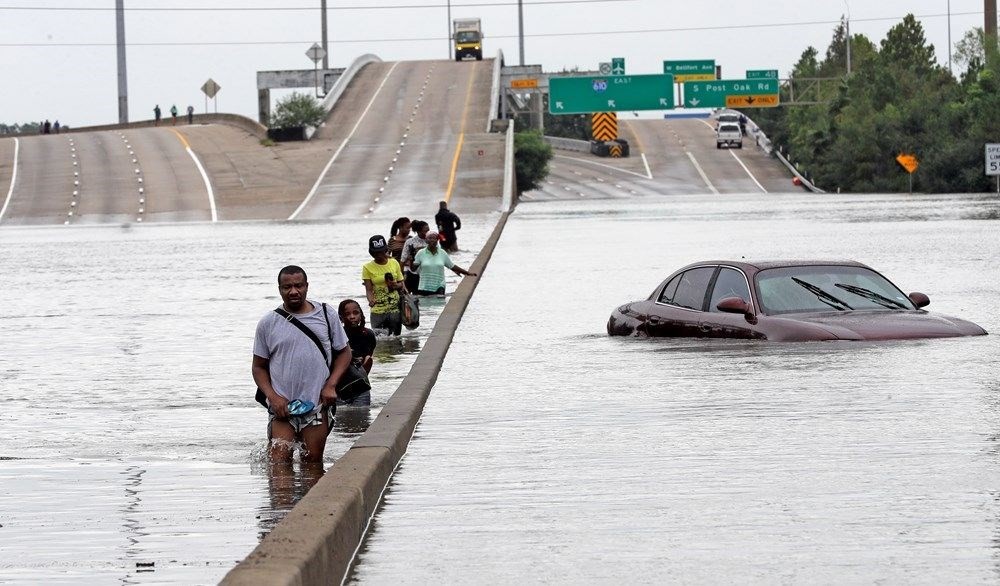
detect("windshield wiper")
(834, 283), (909, 309)
(791, 277), (853, 311)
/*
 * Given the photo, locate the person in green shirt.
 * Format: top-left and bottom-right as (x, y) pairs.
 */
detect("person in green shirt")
(361, 234), (407, 335)
(411, 231), (476, 297)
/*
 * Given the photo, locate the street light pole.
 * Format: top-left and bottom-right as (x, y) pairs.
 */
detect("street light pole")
(947, 0), (952, 74)
(518, 0), (525, 65)
(321, 0), (329, 70)
(844, 1), (851, 75)
(115, 0), (128, 123)
(447, 0), (452, 59)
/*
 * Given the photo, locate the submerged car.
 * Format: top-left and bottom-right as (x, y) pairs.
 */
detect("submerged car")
(607, 260), (987, 341)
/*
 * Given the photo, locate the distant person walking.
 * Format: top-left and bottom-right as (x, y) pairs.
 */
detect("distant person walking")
(187, 105), (194, 124)
(411, 231), (477, 297)
(401, 220), (430, 293)
(361, 235), (407, 336)
(43, 120), (51, 134)
(337, 299), (377, 406)
(435, 200), (462, 253)
(388, 217), (411, 262)
(170, 104), (178, 125)
(252, 265), (352, 464)
(53, 120), (60, 134)
(153, 105), (161, 126)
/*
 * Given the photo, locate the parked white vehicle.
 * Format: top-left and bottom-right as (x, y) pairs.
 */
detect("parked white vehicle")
(716, 123), (743, 149)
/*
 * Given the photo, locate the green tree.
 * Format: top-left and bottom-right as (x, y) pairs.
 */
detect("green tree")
(270, 92), (325, 129)
(513, 130), (553, 194)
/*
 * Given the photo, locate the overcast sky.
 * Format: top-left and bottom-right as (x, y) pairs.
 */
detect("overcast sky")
(0, 0), (989, 127)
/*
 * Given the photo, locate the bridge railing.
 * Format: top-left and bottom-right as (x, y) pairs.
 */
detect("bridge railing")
(487, 49), (504, 133)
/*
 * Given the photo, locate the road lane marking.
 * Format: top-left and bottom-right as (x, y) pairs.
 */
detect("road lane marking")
(444, 62), (478, 203)
(289, 60), (400, 220)
(0, 138), (19, 223)
(622, 120), (653, 179)
(554, 155), (651, 180)
(686, 152), (719, 194)
(170, 129), (218, 222)
(728, 149), (767, 193)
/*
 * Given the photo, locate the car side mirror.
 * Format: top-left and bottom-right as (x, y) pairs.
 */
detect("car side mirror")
(908, 292), (930, 308)
(717, 297), (757, 324)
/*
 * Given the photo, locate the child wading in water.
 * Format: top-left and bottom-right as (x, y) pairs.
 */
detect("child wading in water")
(337, 299), (377, 406)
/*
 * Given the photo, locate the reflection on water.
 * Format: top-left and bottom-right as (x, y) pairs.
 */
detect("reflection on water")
(350, 193), (1000, 583)
(0, 216), (496, 584)
(258, 462), (325, 540)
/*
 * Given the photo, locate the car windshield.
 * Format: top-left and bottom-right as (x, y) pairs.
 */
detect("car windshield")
(755, 265), (915, 315)
(456, 31), (480, 43)
(717, 114), (738, 123)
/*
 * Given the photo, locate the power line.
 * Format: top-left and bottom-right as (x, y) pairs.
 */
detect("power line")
(0, 0), (635, 11)
(0, 11), (983, 47)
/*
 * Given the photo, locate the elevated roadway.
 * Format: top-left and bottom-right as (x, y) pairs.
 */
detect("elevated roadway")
(523, 116), (796, 201)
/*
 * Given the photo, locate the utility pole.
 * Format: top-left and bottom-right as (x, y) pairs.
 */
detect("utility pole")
(447, 0), (452, 59)
(115, 0), (128, 123)
(845, 16), (851, 75)
(947, 0), (952, 74)
(518, 0), (525, 66)
(321, 0), (329, 70)
(987, 0), (998, 58)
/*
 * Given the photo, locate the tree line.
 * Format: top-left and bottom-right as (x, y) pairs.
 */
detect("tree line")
(752, 15), (1000, 193)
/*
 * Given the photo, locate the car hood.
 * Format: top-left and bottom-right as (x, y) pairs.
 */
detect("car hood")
(786, 310), (987, 340)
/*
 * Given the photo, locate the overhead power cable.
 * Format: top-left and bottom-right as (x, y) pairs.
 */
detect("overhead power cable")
(0, 0), (636, 10)
(0, 11), (982, 47)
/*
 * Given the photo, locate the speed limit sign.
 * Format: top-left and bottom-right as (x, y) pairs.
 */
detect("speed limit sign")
(986, 143), (1000, 176)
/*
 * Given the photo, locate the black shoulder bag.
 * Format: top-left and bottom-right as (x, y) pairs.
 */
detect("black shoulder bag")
(254, 304), (371, 407)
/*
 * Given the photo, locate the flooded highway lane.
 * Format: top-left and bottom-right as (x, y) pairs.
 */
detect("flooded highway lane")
(0, 216), (496, 584)
(349, 192), (1000, 583)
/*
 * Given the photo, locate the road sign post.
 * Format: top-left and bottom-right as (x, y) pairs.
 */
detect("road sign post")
(682, 79), (779, 108)
(200, 78), (221, 114)
(896, 153), (919, 193)
(986, 143), (1000, 194)
(306, 43), (327, 97)
(611, 57), (625, 75)
(549, 74), (674, 114)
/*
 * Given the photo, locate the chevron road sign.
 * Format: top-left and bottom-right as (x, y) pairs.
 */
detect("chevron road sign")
(591, 112), (618, 141)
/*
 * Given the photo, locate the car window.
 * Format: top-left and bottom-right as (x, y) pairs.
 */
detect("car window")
(657, 274), (682, 303)
(708, 267), (751, 312)
(718, 124), (740, 133)
(669, 267), (716, 311)
(756, 265), (915, 314)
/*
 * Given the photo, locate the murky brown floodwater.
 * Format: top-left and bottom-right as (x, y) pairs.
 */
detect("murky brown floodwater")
(349, 192), (1000, 583)
(0, 216), (496, 584)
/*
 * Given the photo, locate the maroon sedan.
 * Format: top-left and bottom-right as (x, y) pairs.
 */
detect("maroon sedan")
(607, 260), (987, 341)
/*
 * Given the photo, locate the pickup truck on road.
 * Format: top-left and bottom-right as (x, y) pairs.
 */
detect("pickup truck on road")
(716, 123), (743, 149)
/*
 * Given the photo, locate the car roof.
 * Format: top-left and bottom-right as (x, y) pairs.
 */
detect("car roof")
(677, 259), (871, 273)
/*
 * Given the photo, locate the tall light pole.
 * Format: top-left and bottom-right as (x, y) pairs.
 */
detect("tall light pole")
(947, 0), (952, 74)
(518, 0), (525, 65)
(843, 1), (851, 75)
(115, 0), (128, 123)
(447, 0), (452, 59)
(321, 0), (329, 70)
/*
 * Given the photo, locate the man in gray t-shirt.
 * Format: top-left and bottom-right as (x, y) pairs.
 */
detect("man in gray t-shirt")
(252, 265), (351, 463)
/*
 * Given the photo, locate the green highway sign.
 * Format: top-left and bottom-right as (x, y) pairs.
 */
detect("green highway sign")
(663, 59), (715, 82)
(683, 79), (779, 108)
(549, 74), (675, 114)
(746, 69), (779, 79)
(611, 57), (625, 75)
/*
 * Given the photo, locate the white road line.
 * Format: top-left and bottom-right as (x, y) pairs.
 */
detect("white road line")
(640, 153), (653, 179)
(185, 147), (217, 222)
(686, 152), (719, 194)
(728, 149), (767, 193)
(0, 138), (19, 223)
(289, 61), (400, 220)
(554, 154), (651, 180)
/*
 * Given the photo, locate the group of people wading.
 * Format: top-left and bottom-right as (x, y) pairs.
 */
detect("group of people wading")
(252, 201), (476, 464)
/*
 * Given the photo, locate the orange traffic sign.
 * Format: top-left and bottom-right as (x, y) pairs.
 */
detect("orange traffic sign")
(511, 78), (538, 89)
(725, 94), (779, 108)
(896, 154), (919, 174)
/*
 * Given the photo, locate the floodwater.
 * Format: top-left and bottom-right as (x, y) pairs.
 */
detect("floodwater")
(0, 215), (496, 584)
(349, 192), (1000, 583)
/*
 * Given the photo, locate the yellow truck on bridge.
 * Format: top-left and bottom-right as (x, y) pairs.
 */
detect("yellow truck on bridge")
(453, 18), (483, 61)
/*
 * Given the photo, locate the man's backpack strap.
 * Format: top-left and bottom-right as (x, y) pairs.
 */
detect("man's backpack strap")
(274, 307), (329, 365)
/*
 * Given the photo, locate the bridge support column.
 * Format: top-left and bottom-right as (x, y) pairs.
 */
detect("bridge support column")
(258, 89), (271, 126)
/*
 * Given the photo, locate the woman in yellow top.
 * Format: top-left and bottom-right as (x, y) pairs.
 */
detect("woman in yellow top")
(361, 234), (407, 335)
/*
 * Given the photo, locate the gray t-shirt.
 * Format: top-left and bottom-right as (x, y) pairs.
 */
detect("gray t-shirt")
(253, 300), (349, 406)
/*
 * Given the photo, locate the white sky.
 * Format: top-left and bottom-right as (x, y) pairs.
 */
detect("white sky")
(0, 0), (989, 127)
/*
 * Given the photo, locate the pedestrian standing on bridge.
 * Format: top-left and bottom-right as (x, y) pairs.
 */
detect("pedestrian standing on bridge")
(53, 120), (60, 134)
(153, 105), (161, 126)
(187, 105), (194, 125)
(170, 104), (178, 125)
(362, 235), (407, 336)
(435, 201), (462, 253)
(401, 220), (430, 293)
(252, 265), (352, 463)
(43, 120), (51, 134)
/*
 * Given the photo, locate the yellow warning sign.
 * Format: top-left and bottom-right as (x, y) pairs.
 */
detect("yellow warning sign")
(511, 78), (538, 89)
(896, 154), (919, 174)
(725, 94), (780, 108)
(674, 73), (716, 82)
(609, 143), (623, 158)
(591, 112), (618, 142)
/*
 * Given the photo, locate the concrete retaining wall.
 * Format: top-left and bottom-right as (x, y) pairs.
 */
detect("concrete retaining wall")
(221, 210), (512, 586)
(543, 136), (590, 153)
(59, 114), (268, 140)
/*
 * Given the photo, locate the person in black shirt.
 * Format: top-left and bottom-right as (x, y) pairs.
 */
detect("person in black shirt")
(434, 200), (462, 253)
(337, 299), (377, 407)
